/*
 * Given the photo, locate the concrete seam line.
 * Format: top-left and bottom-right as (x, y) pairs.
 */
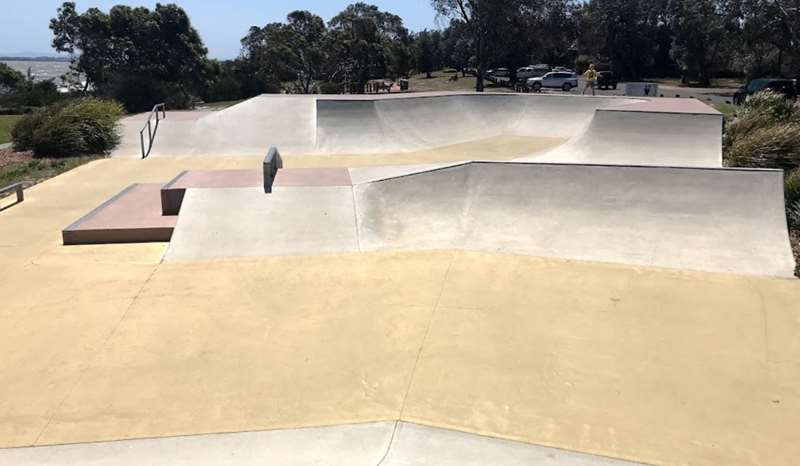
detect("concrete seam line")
(31, 262), (162, 446)
(376, 253), (456, 466)
(350, 186), (362, 252)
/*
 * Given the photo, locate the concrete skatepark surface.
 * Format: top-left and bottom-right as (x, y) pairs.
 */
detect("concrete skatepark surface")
(164, 162), (794, 277)
(3, 93), (799, 465)
(0, 422), (645, 466)
(112, 93), (722, 167)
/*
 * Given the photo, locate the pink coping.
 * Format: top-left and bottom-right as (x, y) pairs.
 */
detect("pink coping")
(169, 169), (262, 189)
(67, 183), (177, 231)
(274, 168), (352, 187)
(607, 98), (721, 115)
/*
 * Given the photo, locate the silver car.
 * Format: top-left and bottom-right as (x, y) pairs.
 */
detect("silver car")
(527, 72), (579, 92)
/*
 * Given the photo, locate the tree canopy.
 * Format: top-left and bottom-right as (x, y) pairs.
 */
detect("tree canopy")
(50, 2), (208, 110)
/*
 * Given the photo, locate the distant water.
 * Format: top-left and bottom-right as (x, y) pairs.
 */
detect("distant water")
(1, 60), (71, 82)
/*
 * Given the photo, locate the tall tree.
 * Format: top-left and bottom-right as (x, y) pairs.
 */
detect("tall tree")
(50, 2), (208, 110)
(667, 0), (738, 85)
(431, 0), (519, 91)
(241, 11), (328, 93)
(575, 0), (661, 80)
(415, 30), (437, 77)
(327, 3), (411, 93)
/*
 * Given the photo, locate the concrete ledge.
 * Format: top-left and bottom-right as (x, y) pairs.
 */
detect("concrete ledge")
(62, 184), (177, 245)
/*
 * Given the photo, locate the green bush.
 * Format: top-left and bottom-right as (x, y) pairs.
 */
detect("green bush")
(318, 81), (341, 94)
(787, 169), (800, 229)
(11, 98), (123, 158)
(724, 91), (800, 169)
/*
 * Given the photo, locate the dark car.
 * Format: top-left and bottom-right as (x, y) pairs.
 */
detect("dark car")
(596, 71), (618, 90)
(734, 78), (797, 105)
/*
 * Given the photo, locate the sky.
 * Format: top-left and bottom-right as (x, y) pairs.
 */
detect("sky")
(1, 1), (442, 59)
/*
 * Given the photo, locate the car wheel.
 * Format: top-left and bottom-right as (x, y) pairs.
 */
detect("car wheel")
(562, 83), (572, 91)
(612, 84), (617, 90)
(532, 82), (542, 92)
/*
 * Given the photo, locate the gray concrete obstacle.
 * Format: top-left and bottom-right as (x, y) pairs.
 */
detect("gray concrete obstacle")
(355, 162), (794, 277)
(0, 421), (645, 466)
(112, 93), (723, 168)
(163, 161), (795, 277)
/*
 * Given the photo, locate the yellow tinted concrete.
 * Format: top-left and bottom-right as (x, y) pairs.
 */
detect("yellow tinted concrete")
(1, 156), (799, 466)
(403, 252), (800, 466)
(284, 135), (566, 167)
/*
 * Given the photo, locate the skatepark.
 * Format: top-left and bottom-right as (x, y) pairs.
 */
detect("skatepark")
(1, 92), (799, 465)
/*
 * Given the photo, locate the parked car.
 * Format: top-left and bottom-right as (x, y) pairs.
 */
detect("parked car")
(733, 78), (797, 105)
(487, 68), (511, 78)
(527, 72), (579, 92)
(517, 65), (550, 79)
(596, 71), (618, 90)
(552, 66), (573, 73)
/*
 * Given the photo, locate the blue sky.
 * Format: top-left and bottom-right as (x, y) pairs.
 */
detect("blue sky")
(1, 1), (441, 59)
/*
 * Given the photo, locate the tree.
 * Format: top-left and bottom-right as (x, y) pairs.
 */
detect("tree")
(241, 11), (329, 93)
(667, 0), (738, 85)
(575, 0), (662, 80)
(431, 0), (519, 91)
(50, 2), (208, 110)
(415, 30), (437, 77)
(327, 3), (411, 93)
(0, 63), (24, 94)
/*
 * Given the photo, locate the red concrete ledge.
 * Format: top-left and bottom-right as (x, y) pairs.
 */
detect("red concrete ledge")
(62, 184), (177, 245)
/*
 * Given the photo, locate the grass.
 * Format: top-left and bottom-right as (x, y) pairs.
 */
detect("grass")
(712, 102), (738, 117)
(406, 69), (512, 93)
(0, 150), (104, 193)
(0, 115), (22, 144)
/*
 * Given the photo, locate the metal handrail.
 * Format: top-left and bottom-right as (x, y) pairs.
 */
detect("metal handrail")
(0, 182), (25, 209)
(139, 103), (166, 159)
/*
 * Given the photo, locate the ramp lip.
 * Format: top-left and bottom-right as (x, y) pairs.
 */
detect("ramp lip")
(361, 160), (784, 185)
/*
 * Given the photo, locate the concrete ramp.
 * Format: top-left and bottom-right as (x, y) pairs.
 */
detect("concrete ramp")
(354, 162), (794, 276)
(314, 94), (622, 154)
(524, 99), (723, 167)
(0, 421), (643, 466)
(117, 93), (722, 168)
(164, 162), (794, 277)
(148, 96), (317, 156)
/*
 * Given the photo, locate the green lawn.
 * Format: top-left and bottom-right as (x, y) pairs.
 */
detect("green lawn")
(712, 102), (738, 117)
(0, 115), (22, 145)
(407, 69), (511, 93)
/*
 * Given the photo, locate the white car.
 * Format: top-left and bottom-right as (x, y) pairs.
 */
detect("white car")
(527, 72), (579, 92)
(517, 65), (550, 80)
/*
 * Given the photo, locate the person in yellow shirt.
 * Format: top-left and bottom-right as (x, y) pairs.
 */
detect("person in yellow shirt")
(583, 64), (598, 96)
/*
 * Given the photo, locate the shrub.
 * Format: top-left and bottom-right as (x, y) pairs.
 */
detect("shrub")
(11, 98), (123, 158)
(725, 122), (800, 169)
(724, 91), (800, 169)
(787, 169), (800, 229)
(318, 81), (341, 94)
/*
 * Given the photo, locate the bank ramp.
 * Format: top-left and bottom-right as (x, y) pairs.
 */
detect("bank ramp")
(165, 162), (795, 277)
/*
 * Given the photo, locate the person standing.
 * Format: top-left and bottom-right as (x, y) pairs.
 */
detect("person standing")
(582, 64), (598, 96)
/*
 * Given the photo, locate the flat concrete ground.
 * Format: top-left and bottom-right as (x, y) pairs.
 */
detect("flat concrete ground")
(1, 154), (799, 466)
